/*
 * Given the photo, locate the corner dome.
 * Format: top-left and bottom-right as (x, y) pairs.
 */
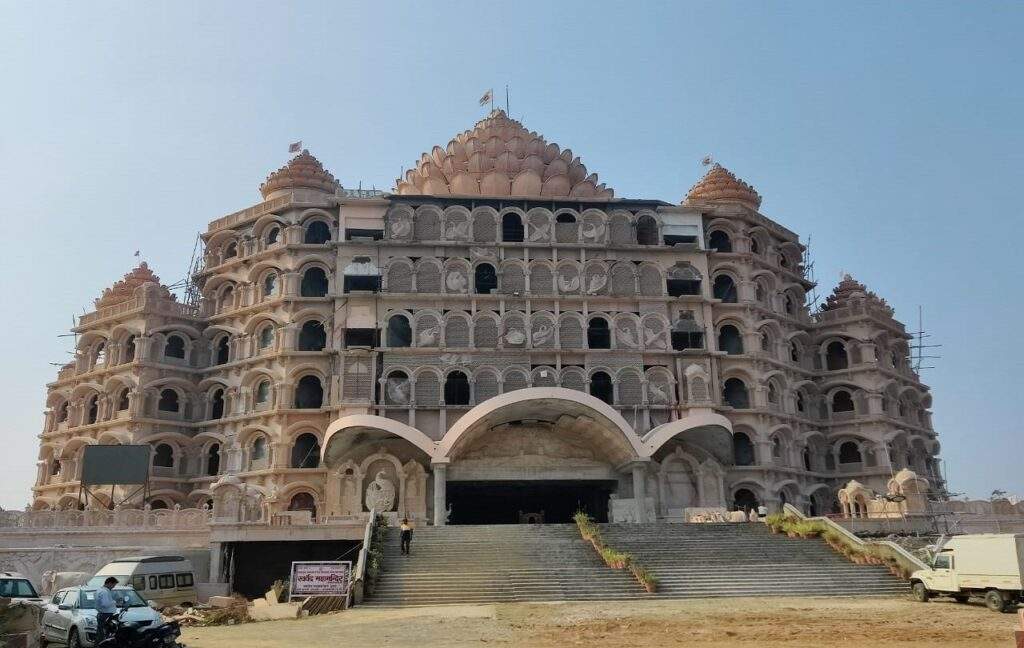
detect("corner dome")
(684, 164), (762, 210)
(95, 262), (174, 309)
(259, 150), (341, 200)
(395, 109), (613, 199)
(821, 274), (893, 316)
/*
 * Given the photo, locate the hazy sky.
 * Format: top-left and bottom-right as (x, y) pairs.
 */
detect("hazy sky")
(1, 2), (1021, 509)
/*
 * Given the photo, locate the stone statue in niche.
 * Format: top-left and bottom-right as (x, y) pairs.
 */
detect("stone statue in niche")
(364, 471), (396, 512)
(503, 326), (526, 346)
(417, 325), (439, 347)
(648, 381), (671, 405)
(529, 220), (551, 241)
(445, 270), (468, 293)
(644, 322), (667, 349)
(446, 218), (469, 240)
(586, 271), (608, 294)
(581, 220), (606, 243)
(390, 217), (411, 239)
(558, 273), (580, 293)
(531, 323), (553, 347)
(386, 375), (410, 404)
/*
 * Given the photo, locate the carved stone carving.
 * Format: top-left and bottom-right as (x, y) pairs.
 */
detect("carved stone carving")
(445, 270), (468, 293)
(364, 471), (396, 512)
(386, 375), (410, 405)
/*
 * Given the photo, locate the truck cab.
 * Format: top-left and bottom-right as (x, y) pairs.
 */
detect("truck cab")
(911, 534), (1023, 613)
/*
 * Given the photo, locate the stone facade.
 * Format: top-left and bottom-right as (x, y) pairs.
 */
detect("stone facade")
(31, 110), (942, 525)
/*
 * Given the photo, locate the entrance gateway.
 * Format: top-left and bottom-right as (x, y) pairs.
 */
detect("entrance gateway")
(320, 389), (738, 526)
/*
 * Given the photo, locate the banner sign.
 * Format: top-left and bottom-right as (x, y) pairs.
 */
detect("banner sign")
(288, 561), (352, 600)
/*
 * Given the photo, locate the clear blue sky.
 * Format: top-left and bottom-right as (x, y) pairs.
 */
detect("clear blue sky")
(1, 1), (1021, 509)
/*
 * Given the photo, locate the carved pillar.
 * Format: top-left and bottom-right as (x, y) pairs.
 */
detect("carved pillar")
(432, 463), (447, 526)
(631, 464), (647, 523)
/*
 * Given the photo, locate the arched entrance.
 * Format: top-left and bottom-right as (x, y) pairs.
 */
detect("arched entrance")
(438, 388), (643, 524)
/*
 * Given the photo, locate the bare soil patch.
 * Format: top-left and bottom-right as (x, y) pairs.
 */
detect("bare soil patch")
(183, 596), (1019, 648)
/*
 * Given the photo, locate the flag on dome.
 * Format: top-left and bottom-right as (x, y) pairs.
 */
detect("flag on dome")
(289, 141), (303, 154)
(478, 89), (493, 106)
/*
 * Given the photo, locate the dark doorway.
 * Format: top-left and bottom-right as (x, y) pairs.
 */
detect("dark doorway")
(446, 480), (616, 524)
(228, 540), (359, 598)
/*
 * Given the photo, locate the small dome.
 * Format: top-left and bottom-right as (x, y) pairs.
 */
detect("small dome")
(820, 274), (893, 316)
(95, 262), (174, 309)
(395, 109), (613, 199)
(259, 150), (340, 200)
(684, 164), (762, 210)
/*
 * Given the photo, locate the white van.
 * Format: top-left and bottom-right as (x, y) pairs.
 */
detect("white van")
(87, 555), (196, 609)
(910, 533), (1024, 612)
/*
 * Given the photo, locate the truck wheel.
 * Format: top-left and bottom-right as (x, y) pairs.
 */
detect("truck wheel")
(912, 582), (930, 602)
(984, 590), (1008, 613)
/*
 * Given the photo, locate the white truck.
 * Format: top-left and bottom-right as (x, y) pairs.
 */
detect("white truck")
(910, 533), (1024, 612)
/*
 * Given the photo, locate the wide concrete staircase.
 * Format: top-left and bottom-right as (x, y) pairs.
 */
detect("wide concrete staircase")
(364, 524), (647, 606)
(600, 522), (906, 599)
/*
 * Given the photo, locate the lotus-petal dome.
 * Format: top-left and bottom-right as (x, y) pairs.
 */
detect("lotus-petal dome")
(821, 274), (893, 316)
(260, 150), (341, 200)
(395, 109), (613, 199)
(684, 164), (762, 210)
(95, 262), (174, 309)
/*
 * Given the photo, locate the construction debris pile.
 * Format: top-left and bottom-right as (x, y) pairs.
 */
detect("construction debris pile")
(163, 595), (250, 627)
(162, 581), (347, 627)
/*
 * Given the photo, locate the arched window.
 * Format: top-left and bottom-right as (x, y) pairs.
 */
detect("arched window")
(790, 342), (801, 363)
(295, 376), (323, 409)
(556, 213), (576, 224)
(258, 325), (274, 350)
(825, 341), (848, 370)
(304, 220), (331, 244)
(832, 390), (854, 413)
(255, 380), (271, 405)
(150, 499), (169, 510)
(215, 336), (230, 364)
(784, 293), (797, 315)
(767, 382), (780, 406)
(51, 459), (61, 476)
(802, 448), (812, 471)
(750, 236), (761, 255)
(94, 343), (106, 367)
(298, 321), (326, 351)
(733, 432), (755, 466)
(219, 285), (234, 312)
(838, 441), (862, 464)
(733, 488), (759, 513)
(590, 371), (613, 405)
(474, 264), (497, 294)
(666, 263), (702, 296)
(444, 371), (470, 405)
(211, 389), (225, 419)
(712, 275), (737, 303)
(117, 388), (130, 412)
(224, 241), (238, 259)
(153, 443), (174, 468)
(86, 395), (99, 424)
(288, 492), (317, 519)
(772, 436), (783, 458)
(57, 401), (69, 423)
(251, 436), (267, 461)
(300, 267), (329, 297)
(796, 391), (806, 413)
(157, 389), (179, 412)
(587, 317), (611, 349)
(708, 230), (732, 252)
(636, 215), (658, 246)
(206, 444), (220, 476)
(386, 315), (412, 348)
(501, 213), (524, 242)
(124, 335), (136, 362)
(265, 226), (280, 245)
(164, 335), (186, 359)
(263, 273), (278, 299)
(291, 433), (321, 469)
(723, 378), (749, 409)
(718, 325), (743, 355)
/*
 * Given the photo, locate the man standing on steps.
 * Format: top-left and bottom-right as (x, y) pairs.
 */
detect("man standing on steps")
(400, 518), (414, 556)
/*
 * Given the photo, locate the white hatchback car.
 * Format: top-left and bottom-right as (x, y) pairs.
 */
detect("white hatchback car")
(40, 586), (163, 647)
(0, 571), (42, 603)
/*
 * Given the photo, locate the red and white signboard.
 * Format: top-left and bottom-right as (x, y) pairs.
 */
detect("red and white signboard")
(288, 561), (352, 600)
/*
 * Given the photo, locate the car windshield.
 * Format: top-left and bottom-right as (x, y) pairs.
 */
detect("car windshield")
(0, 578), (39, 598)
(77, 588), (149, 609)
(86, 575), (131, 588)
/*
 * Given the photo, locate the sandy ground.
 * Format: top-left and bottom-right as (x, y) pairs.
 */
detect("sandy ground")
(182, 596), (1022, 648)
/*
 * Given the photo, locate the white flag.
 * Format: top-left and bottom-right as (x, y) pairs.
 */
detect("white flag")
(289, 141), (303, 154)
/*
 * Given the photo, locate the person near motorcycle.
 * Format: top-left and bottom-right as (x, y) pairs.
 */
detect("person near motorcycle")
(94, 577), (119, 642)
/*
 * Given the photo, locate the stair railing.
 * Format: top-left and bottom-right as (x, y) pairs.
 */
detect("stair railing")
(349, 508), (377, 606)
(782, 503), (928, 574)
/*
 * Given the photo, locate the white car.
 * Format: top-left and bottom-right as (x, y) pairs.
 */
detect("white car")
(40, 586), (163, 647)
(0, 571), (42, 603)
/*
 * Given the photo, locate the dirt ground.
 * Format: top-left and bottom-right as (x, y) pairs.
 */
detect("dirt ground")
(183, 596), (1022, 648)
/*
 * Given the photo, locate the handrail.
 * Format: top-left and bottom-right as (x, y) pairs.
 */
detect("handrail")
(782, 503), (929, 573)
(348, 509), (376, 606)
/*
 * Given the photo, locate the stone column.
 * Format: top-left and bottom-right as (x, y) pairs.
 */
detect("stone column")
(632, 465), (647, 523)
(432, 463), (448, 526)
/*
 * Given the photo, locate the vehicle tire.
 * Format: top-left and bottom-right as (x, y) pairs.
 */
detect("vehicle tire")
(912, 582), (930, 602)
(952, 594), (970, 604)
(985, 590), (1008, 613)
(68, 628), (82, 648)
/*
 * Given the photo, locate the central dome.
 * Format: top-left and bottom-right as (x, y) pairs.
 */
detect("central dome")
(395, 109), (613, 199)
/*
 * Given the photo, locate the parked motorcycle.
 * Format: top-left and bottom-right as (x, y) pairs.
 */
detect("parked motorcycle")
(97, 606), (184, 648)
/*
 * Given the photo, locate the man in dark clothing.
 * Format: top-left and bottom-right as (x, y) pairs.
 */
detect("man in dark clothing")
(400, 518), (413, 555)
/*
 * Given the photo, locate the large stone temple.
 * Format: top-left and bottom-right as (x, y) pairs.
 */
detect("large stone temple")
(32, 109), (942, 527)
